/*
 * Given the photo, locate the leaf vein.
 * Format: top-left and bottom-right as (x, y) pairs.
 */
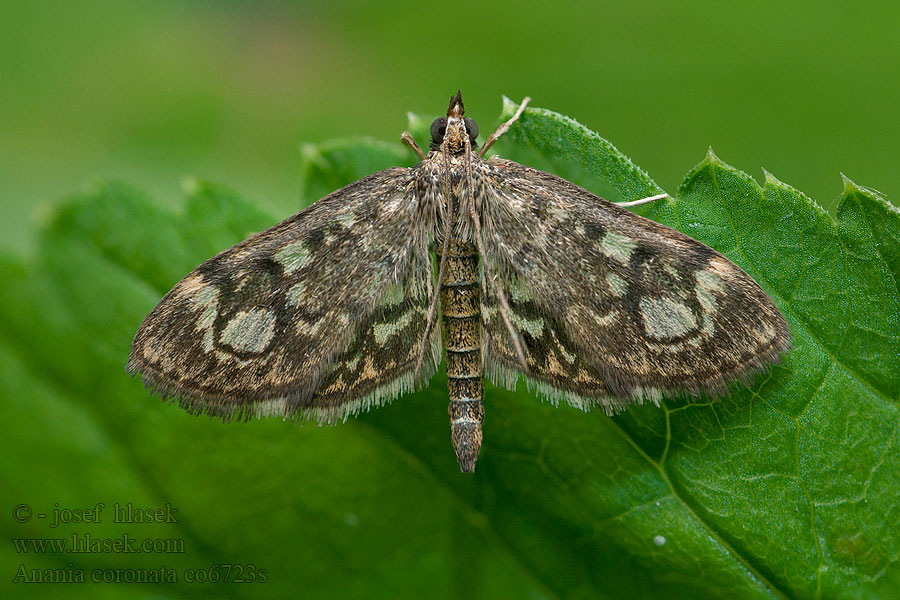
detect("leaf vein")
(608, 414), (790, 599)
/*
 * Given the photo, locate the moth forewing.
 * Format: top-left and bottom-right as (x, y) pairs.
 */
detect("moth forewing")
(129, 91), (791, 474)
(128, 167), (440, 424)
(478, 158), (791, 410)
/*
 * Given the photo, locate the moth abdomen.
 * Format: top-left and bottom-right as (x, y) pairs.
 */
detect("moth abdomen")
(440, 241), (484, 472)
(448, 396), (484, 473)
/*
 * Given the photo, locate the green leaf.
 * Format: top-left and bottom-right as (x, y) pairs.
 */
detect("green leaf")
(300, 137), (416, 205)
(496, 95), (664, 205)
(2, 99), (898, 599)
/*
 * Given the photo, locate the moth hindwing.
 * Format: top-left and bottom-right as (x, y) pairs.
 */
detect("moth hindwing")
(129, 91), (791, 473)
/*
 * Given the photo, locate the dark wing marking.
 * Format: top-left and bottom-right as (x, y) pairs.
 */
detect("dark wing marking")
(482, 276), (617, 412)
(302, 273), (441, 423)
(128, 167), (440, 422)
(479, 157), (791, 413)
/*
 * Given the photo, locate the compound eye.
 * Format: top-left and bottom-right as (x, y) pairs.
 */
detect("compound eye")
(430, 117), (447, 144)
(464, 118), (479, 144)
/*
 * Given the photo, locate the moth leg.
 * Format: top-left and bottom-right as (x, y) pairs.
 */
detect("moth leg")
(465, 137), (529, 372)
(414, 146), (455, 378)
(415, 226), (451, 379)
(401, 131), (426, 161)
(478, 96), (531, 157)
(615, 192), (669, 207)
(471, 216), (528, 373)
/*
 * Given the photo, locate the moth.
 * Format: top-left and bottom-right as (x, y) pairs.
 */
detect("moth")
(128, 92), (791, 472)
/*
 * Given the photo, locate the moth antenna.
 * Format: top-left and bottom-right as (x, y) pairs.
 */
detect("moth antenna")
(401, 131), (426, 161)
(479, 96), (531, 157)
(465, 136), (529, 372)
(615, 193), (669, 207)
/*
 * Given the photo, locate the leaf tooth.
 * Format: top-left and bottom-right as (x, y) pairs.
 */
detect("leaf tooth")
(697, 146), (729, 172)
(300, 141), (322, 164)
(180, 176), (201, 196)
(760, 167), (829, 219)
(761, 168), (781, 187)
(500, 95), (519, 119)
(839, 172), (893, 204)
(840, 172), (860, 194)
(680, 148), (741, 196)
(406, 111), (427, 132)
(839, 173), (899, 215)
(761, 168), (800, 196)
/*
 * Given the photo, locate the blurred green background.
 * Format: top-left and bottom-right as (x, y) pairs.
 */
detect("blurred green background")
(3, 0), (898, 255)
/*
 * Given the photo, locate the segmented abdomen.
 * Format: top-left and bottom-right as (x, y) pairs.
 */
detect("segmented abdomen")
(440, 240), (484, 472)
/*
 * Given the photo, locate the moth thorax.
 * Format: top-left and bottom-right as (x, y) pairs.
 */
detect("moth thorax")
(444, 119), (468, 153)
(440, 239), (484, 472)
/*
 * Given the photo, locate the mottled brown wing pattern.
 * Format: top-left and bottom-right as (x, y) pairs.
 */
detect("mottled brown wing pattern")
(482, 277), (617, 411)
(479, 157), (791, 411)
(128, 167), (439, 422)
(299, 273), (441, 423)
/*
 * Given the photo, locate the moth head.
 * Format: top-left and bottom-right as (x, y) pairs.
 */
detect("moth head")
(430, 90), (478, 152)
